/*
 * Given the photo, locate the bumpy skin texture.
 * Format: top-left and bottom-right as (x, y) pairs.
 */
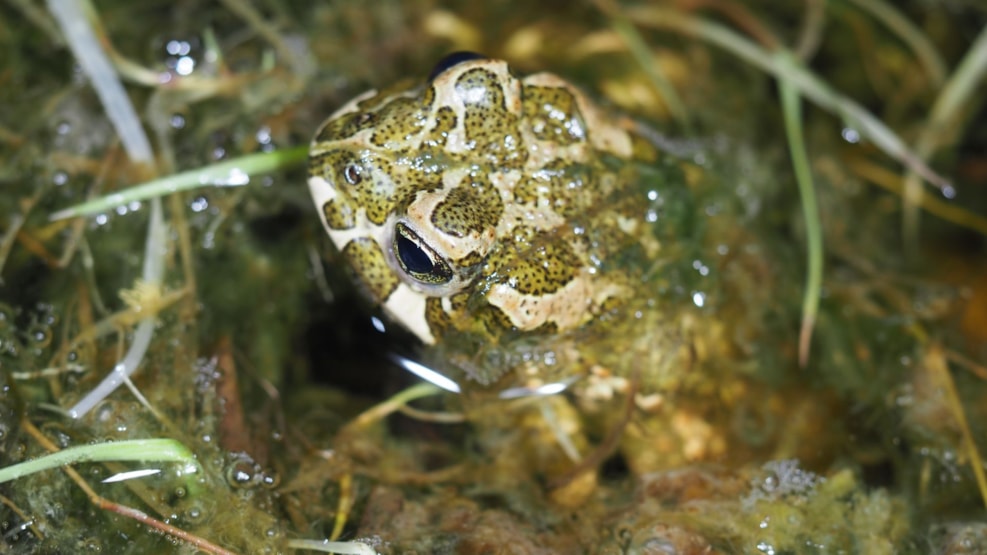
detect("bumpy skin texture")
(308, 56), (662, 384)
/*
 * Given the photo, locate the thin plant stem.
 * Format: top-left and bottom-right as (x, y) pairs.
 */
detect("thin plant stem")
(847, 0), (947, 85)
(624, 6), (952, 194)
(597, 0), (691, 129)
(50, 147), (309, 220)
(778, 54), (823, 368)
(928, 346), (987, 510)
(902, 24), (987, 247)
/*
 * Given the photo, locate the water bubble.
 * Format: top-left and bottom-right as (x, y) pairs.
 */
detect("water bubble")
(190, 196), (209, 213)
(166, 40), (191, 56)
(28, 325), (51, 348)
(841, 127), (860, 143)
(175, 56), (195, 76)
(185, 506), (203, 523)
(229, 467), (253, 486)
(261, 472), (280, 489)
(226, 456), (260, 488)
(256, 126), (272, 145)
(756, 540), (776, 554)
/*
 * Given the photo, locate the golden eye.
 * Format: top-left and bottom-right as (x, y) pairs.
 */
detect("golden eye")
(393, 223), (452, 285)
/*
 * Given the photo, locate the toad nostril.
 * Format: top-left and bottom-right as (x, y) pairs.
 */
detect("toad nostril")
(343, 164), (363, 185)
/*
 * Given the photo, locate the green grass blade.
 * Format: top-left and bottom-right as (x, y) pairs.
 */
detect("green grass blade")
(609, 15), (691, 130)
(50, 146), (309, 221)
(778, 53), (824, 368)
(0, 439), (198, 484)
(625, 6), (952, 194)
(847, 0), (947, 86)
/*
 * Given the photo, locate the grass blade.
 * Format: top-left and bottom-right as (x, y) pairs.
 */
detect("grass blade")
(0, 439), (198, 484)
(778, 53), (823, 368)
(50, 146), (309, 221)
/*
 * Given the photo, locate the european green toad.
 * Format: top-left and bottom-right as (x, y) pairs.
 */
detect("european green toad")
(308, 52), (682, 388)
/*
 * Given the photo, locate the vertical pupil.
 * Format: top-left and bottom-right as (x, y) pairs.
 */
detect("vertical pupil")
(397, 234), (434, 274)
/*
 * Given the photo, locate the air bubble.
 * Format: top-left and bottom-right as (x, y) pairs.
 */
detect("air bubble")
(166, 40), (191, 56)
(190, 196), (209, 212)
(256, 126), (272, 145)
(261, 472), (281, 489)
(755, 540), (776, 554)
(226, 456), (261, 489)
(229, 467), (253, 486)
(27, 325), (51, 348)
(175, 56), (195, 76)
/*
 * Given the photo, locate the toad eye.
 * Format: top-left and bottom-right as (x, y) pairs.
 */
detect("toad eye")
(428, 51), (487, 81)
(394, 223), (453, 284)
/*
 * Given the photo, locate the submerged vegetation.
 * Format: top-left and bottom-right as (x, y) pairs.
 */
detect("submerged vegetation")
(1, 0), (985, 552)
